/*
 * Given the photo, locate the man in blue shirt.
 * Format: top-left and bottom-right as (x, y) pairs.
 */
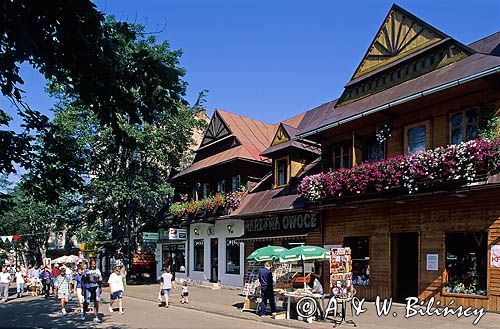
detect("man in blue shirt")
(39, 266), (52, 298)
(81, 260), (102, 323)
(258, 262), (276, 317)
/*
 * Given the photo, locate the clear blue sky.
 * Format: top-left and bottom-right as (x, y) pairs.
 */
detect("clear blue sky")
(2, 0), (499, 129)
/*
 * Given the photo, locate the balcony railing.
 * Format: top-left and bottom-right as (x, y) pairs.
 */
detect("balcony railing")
(169, 188), (246, 220)
(300, 138), (500, 202)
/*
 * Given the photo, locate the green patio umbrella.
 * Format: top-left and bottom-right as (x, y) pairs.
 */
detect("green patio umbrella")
(279, 245), (330, 262)
(246, 245), (288, 262)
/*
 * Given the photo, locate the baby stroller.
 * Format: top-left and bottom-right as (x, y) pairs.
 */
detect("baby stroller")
(27, 277), (43, 297)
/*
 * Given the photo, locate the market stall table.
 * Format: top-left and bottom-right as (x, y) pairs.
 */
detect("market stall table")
(277, 291), (329, 320)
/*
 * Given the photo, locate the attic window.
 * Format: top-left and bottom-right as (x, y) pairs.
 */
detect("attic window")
(275, 157), (289, 187)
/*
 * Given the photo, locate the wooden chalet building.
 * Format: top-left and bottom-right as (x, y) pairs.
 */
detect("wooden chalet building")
(168, 109), (277, 286)
(164, 4), (500, 311)
(229, 109), (324, 268)
(292, 5), (500, 310)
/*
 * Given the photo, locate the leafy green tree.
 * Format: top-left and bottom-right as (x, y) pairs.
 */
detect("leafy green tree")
(0, 188), (80, 264)
(1, 5), (205, 264)
(1, 2), (186, 174)
(42, 19), (206, 259)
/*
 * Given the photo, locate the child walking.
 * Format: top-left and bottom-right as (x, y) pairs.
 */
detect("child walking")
(180, 282), (189, 304)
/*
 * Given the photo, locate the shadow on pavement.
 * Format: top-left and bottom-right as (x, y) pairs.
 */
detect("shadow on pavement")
(0, 296), (127, 329)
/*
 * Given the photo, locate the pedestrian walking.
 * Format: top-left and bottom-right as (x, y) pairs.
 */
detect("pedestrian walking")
(54, 266), (72, 315)
(27, 264), (35, 279)
(180, 281), (189, 304)
(258, 262), (276, 317)
(73, 265), (84, 314)
(120, 264), (127, 291)
(81, 260), (102, 323)
(107, 265), (125, 314)
(15, 266), (25, 298)
(51, 264), (60, 295)
(0, 266), (11, 302)
(159, 267), (176, 308)
(39, 266), (52, 298)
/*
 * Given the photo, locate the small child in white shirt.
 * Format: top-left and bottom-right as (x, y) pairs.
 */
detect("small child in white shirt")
(180, 282), (189, 304)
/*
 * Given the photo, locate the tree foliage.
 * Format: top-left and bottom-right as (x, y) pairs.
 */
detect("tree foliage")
(0, 188), (81, 264)
(0, 1), (187, 174)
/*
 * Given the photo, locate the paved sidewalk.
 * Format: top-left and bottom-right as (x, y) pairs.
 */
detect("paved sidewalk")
(124, 284), (500, 329)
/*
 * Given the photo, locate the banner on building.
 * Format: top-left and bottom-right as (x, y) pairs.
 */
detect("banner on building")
(167, 228), (187, 240)
(142, 232), (159, 242)
(491, 245), (500, 267)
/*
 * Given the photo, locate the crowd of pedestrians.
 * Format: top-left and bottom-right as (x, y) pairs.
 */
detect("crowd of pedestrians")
(0, 259), (126, 324)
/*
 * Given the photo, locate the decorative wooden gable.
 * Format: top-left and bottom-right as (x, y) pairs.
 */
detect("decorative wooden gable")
(352, 4), (447, 79)
(200, 112), (231, 147)
(271, 124), (290, 146)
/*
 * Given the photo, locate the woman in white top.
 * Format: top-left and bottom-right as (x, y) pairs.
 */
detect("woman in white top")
(107, 265), (125, 314)
(0, 266), (11, 302)
(15, 266), (25, 298)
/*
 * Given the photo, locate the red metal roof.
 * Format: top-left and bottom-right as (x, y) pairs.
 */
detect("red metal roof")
(298, 53), (500, 137)
(468, 31), (500, 56)
(216, 109), (275, 152)
(173, 144), (270, 179)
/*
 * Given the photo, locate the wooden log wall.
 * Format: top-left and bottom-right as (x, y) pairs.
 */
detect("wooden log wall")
(321, 188), (500, 310)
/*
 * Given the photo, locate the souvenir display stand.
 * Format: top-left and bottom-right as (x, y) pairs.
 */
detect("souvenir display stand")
(242, 245), (332, 321)
(330, 247), (356, 327)
(241, 262), (292, 313)
(241, 261), (261, 312)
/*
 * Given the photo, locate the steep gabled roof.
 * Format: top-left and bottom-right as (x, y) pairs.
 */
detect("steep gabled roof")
(172, 144), (270, 179)
(351, 4), (450, 80)
(216, 109), (275, 151)
(297, 53), (500, 138)
(174, 109), (275, 179)
(281, 111), (307, 128)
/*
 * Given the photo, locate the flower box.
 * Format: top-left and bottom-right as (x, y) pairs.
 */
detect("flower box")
(300, 138), (500, 203)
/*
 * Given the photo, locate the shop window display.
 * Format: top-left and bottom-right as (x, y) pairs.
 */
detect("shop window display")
(162, 244), (186, 273)
(343, 236), (370, 286)
(445, 232), (487, 296)
(225, 238), (240, 274)
(193, 239), (204, 271)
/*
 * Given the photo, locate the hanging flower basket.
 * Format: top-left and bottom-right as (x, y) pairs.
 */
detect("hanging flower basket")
(376, 123), (392, 144)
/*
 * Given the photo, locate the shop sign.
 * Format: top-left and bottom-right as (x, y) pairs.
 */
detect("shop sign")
(142, 232), (159, 242)
(491, 245), (500, 267)
(167, 228), (187, 240)
(426, 254), (438, 271)
(131, 253), (156, 266)
(244, 212), (318, 234)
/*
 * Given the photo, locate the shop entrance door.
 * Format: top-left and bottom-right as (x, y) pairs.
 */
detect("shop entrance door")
(392, 232), (419, 301)
(210, 238), (218, 283)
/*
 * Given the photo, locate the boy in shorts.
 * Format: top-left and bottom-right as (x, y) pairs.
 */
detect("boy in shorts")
(54, 266), (71, 315)
(107, 265), (125, 314)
